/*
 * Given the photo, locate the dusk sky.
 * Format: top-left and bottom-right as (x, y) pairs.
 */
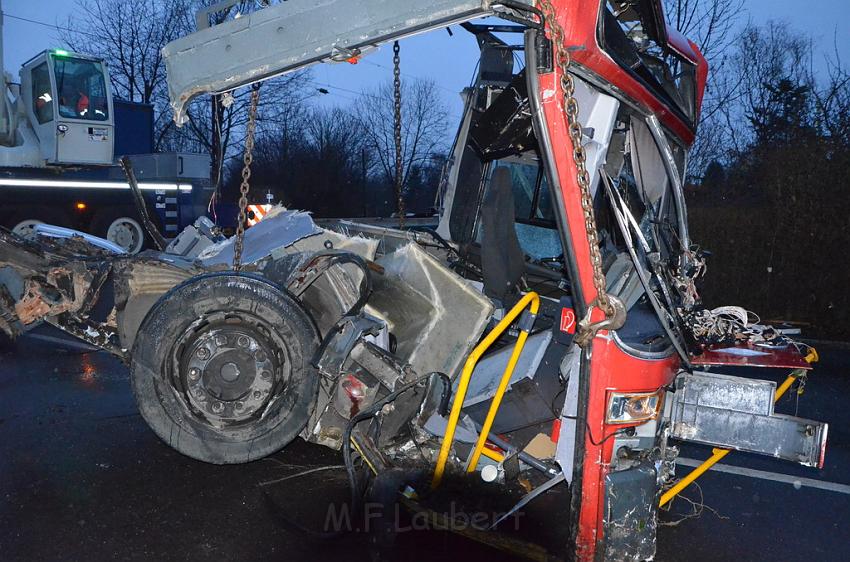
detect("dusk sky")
(3, 0), (848, 123)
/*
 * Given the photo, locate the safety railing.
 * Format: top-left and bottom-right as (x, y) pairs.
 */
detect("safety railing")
(431, 291), (540, 489)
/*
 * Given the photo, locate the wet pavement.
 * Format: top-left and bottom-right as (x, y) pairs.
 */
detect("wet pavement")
(1, 329), (848, 561)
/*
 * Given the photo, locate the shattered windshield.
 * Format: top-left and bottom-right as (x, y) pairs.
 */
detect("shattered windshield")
(484, 157), (562, 262)
(53, 56), (109, 121)
(597, 114), (693, 354)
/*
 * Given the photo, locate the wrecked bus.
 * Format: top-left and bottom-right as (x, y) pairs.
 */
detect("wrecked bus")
(0, 1), (827, 560)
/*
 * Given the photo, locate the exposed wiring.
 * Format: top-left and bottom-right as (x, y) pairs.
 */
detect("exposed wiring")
(586, 422), (628, 447)
(258, 464), (345, 487)
(683, 305), (796, 347)
(259, 459), (363, 539)
(658, 481), (728, 527)
(342, 372), (434, 529)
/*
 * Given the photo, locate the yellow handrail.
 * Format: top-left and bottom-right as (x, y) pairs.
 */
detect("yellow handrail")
(431, 291), (540, 489)
(659, 347), (818, 507)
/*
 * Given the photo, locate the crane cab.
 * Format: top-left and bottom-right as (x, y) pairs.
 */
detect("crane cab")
(19, 50), (114, 166)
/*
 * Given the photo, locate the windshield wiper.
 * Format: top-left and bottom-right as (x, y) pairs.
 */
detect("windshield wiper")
(601, 171), (690, 364)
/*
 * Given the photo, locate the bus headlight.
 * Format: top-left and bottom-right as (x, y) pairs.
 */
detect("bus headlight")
(606, 391), (662, 425)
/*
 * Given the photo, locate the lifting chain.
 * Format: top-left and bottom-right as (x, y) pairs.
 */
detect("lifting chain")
(392, 41), (406, 229)
(537, 0), (625, 346)
(232, 85), (261, 271)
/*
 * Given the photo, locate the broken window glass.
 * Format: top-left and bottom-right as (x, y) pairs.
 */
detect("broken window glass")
(477, 157), (563, 263)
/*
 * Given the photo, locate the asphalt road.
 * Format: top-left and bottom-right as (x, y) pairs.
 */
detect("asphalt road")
(1, 329), (847, 561)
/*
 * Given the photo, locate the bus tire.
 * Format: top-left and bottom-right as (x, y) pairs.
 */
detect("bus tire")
(130, 273), (320, 464)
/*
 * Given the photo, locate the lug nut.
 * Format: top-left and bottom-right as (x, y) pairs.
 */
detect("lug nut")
(260, 370), (271, 381)
(214, 334), (228, 346)
(196, 347), (210, 360)
(212, 401), (224, 413)
(237, 336), (251, 348)
(255, 350), (267, 362)
(188, 367), (201, 381)
(235, 402), (244, 412)
(253, 390), (262, 399)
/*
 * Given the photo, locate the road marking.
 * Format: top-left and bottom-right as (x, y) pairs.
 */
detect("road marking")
(677, 457), (850, 495)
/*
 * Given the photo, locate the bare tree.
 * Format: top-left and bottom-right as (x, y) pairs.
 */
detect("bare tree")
(685, 19), (850, 337)
(661, 0), (744, 180)
(663, 0), (743, 65)
(62, 0), (310, 178)
(809, 38), (850, 149)
(717, 21), (815, 154)
(62, 0), (187, 103)
(358, 79), (449, 204)
(242, 106), (373, 216)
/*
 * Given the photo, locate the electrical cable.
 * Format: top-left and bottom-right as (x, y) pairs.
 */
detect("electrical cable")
(341, 372), (434, 525)
(586, 422), (628, 447)
(3, 11), (100, 39)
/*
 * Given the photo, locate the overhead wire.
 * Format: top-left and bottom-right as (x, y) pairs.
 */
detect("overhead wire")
(2, 11), (100, 40)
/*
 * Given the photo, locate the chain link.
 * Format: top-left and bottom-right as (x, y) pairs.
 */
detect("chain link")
(232, 86), (261, 271)
(537, 0), (623, 344)
(392, 41), (405, 230)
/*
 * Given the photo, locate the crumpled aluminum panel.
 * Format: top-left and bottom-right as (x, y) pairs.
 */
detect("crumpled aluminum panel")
(197, 208), (321, 267)
(366, 243), (493, 380)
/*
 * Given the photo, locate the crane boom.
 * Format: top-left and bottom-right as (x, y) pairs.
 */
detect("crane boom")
(162, 0), (536, 125)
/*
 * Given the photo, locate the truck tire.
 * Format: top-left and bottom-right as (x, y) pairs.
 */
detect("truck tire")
(92, 209), (147, 254)
(9, 209), (70, 240)
(11, 219), (44, 240)
(130, 273), (320, 464)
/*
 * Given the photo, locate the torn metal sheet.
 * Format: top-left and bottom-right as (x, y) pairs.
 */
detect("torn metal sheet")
(667, 371), (828, 467)
(197, 207), (321, 266)
(366, 242), (494, 379)
(328, 220), (439, 256)
(33, 224), (126, 255)
(690, 342), (813, 370)
(113, 257), (204, 349)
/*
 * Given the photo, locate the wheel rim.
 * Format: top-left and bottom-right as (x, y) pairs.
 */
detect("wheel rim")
(171, 314), (293, 428)
(106, 217), (144, 254)
(12, 219), (44, 240)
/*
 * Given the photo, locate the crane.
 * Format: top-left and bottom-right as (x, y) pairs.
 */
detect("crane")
(0, 1), (208, 252)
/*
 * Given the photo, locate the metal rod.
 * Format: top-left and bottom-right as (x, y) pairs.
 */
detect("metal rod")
(119, 156), (167, 250)
(431, 292), (540, 489)
(489, 473), (565, 529)
(480, 447), (505, 463)
(467, 301), (540, 472)
(475, 425), (559, 475)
